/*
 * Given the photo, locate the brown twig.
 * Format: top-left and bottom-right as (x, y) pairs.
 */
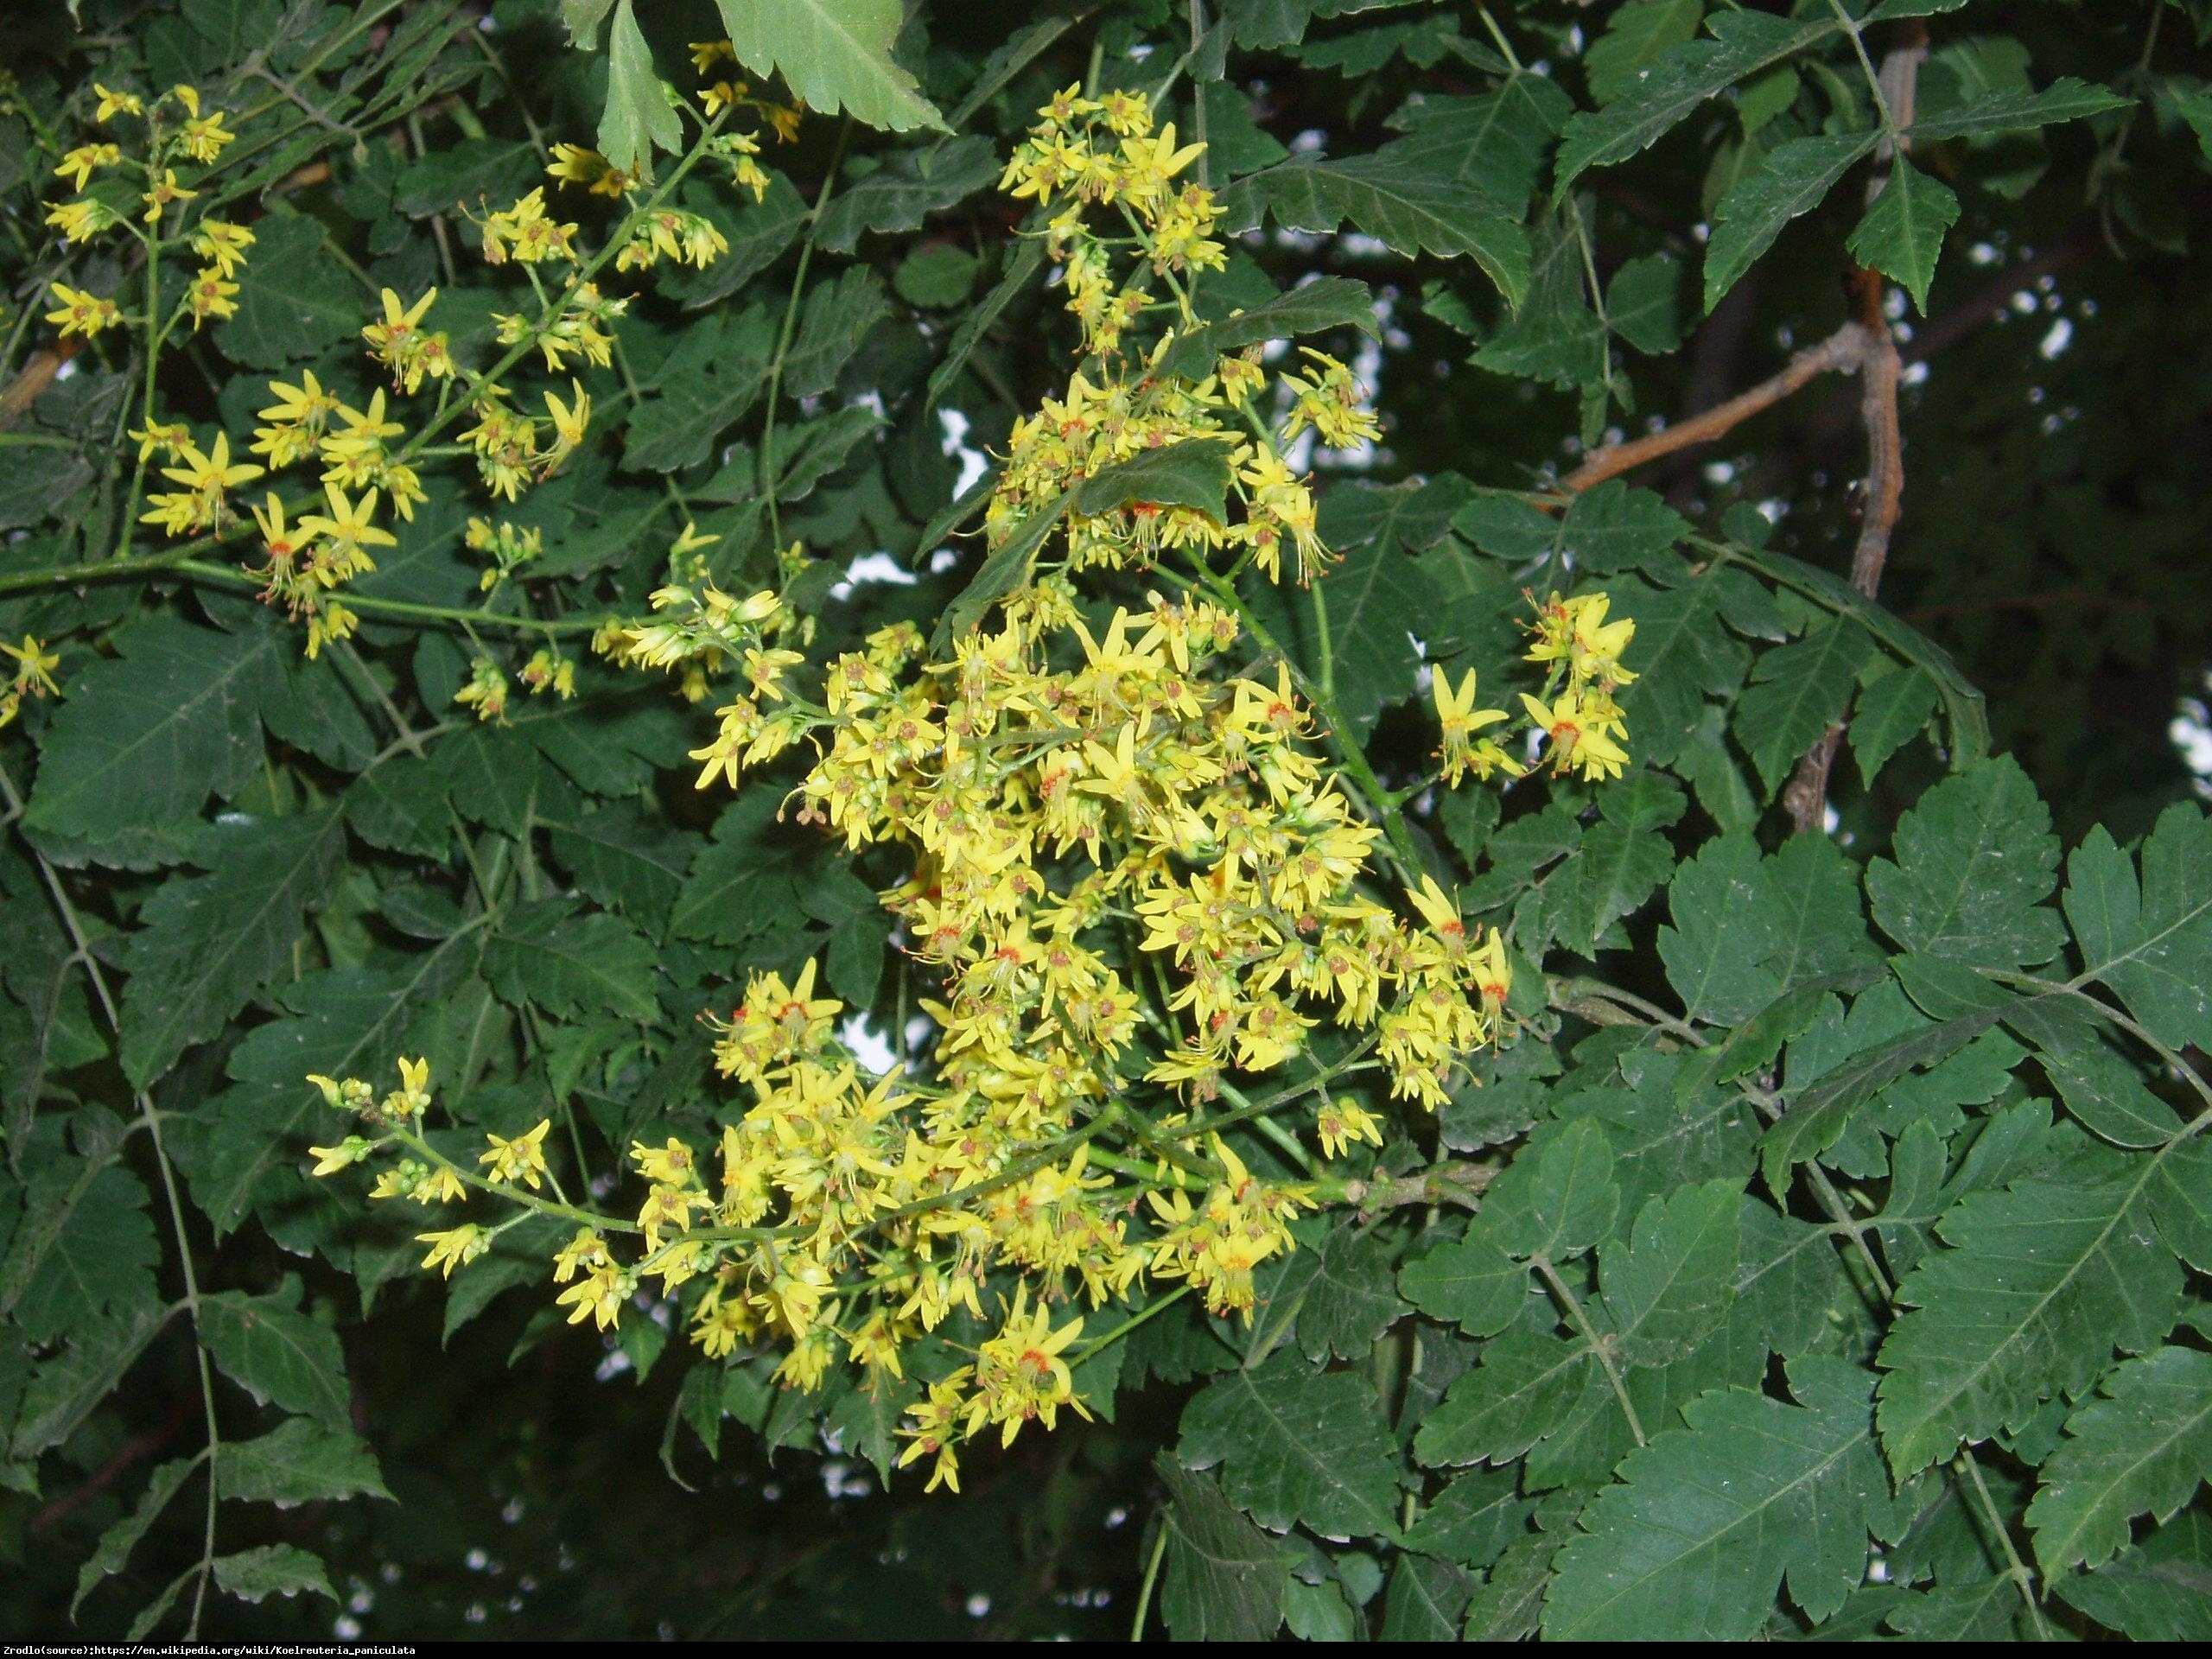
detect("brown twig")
(1783, 22), (1926, 835)
(0, 342), (75, 429)
(1561, 323), (1869, 493)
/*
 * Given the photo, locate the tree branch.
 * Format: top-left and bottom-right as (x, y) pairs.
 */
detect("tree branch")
(1561, 324), (1868, 493)
(1783, 23), (1925, 836)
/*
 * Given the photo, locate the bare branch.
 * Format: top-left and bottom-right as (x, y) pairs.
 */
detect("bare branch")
(1562, 324), (1868, 494)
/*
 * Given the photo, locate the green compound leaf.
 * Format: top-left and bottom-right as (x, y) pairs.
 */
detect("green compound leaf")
(1400, 1227), (1527, 1338)
(1071, 439), (1236, 522)
(212, 1542), (336, 1605)
(2026, 1345), (2212, 1575)
(1152, 276), (1376, 383)
(1875, 1146), (2183, 1479)
(1849, 665), (1942, 788)
(1866, 755), (2067, 972)
(1847, 157), (1961, 314)
(1380, 1552), (1477, 1640)
(1543, 1357), (1904, 1640)
(597, 0), (681, 174)
(1219, 151), (1530, 307)
(815, 135), (998, 251)
(2053, 1508), (2212, 1641)
(784, 265), (893, 399)
(1600, 1178), (1742, 1367)
(1413, 1329), (1597, 1471)
(201, 1279), (353, 1428)
(1379, 72), (1574, 207)
(2066, 803), (2212, 1052)
(24, 613), (286, 855)
(9, 1160), (160, 1344)
(213, 206), (361, 369)
(1179, 1351), (1402, 1540)
(715, 0), (944, 133)
(1154, 1454), (1295, 1642)
(1731, 615), (1872, 791)
(1554, 10), (1842, 196)
(1583, 0), (1707, 106)
(1484, 1117), (1620, 1263)
(1658, 833), (1781, 1027)
(1905, 77), (2133, 142)
(1294, 1224), (1405, 1363)
(484, 899), (660, 1025)
(216, 1416), (394, 1509)
(72, 1455), (200, 1618)
(117, 809), (346, 1088)
(1704, 133), (1877, 313)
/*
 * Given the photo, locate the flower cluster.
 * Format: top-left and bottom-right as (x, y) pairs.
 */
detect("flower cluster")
(34, 63), (781, 691)
(302, 90), (1637, 1493)
(43, 81), (245, 334)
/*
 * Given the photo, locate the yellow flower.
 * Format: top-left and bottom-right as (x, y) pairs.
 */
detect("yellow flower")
(1432, 664), (1518, 785)
(480, 1119), (553, 1190)
(308, 1137), (375, 1176)
(191, 219), (256, 277)
(44, 197), (118, 244)
(43, 282), (121, 339)
(162, 431), (264, 496)
(141, 168), (196, 226)
(416, 1224), (489, 1280)
(93, 83), (144, 121)
(3, 636), (62, 698)
(184, 266), (238, 328)
(180, 108), (234, 164)
(54, 143), (119, 190)
(537, 379), (589, 472)
(129, 421), (188, 463)
(297, 483), (397, 580)
(1520, 690), (1631, 784)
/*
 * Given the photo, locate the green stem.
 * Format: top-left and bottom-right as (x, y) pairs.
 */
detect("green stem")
(0, 760), (221, 1639)
(1959, 1446), (2052, 1641)
(1068, 1285), (1191, 1366)
(761, 119), (854, 550)
(1130, 1516), (1170, 1643)
(1535, 1251), (1645, 1446)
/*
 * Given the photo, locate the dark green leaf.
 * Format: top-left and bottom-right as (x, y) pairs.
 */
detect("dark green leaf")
(1179, 1351), (1402, 1539)
(1704, 133), (1877, 312)
(1543, 1357), (1902, 1639)
(1876, 1147), (2183, 1478)
(1152, 276), (1376, 383)
(1906, 78), (2133, 142)
(1154, 1454), (1295, 1642)
(816, 136), (998, 251)
(25, 613), (286, 854)
(1847, 157), (1961, 313)
(2026, 1345), (2212, 1574)
(216, 1416), (393, 1508)
(485, 899), (659, 1024)
(1219, 152), (1530, 306)
(118, 809), (346, 1087)
(1868, 756), (2066, 970)
(201, 1280), (352, 1427)
(1554, 10), (1842, 195)
(212, 1542), (335, 1605)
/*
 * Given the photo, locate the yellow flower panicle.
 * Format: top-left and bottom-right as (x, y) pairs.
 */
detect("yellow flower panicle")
(297, 86), (1641, 1489)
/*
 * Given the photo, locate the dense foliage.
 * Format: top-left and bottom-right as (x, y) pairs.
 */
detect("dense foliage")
(3, 0), (2212, 1643)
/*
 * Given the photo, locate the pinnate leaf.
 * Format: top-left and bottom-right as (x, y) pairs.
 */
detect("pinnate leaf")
(2027, 1344), (2212, 1574)
(1542, 1357), (1902, 1640)
(1179, 1351), (1402, 1539)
